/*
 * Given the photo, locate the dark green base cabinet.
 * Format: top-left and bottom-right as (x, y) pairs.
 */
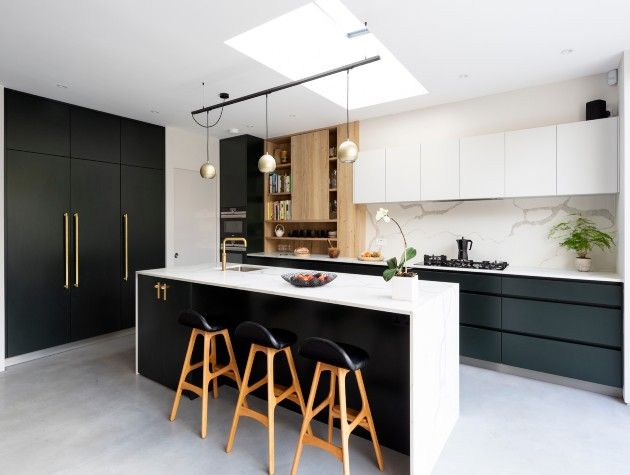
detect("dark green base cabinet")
(250, 257), (623, 389)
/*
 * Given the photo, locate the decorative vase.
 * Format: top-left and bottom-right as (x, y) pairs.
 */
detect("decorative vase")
(391, 274), (418, 301)
(575, 257), (591, 272)
(274, 224), (285, 237)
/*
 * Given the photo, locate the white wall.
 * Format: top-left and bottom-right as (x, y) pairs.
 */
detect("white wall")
(618, 53), (629, 404)
(165, 127), (220, 267)
(360, 73), (619, 272)
(0, 85), (4, 372)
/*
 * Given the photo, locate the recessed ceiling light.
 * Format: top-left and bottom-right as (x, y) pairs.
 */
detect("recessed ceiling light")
(289, 114), (296, 118)
(225, 0), (427, 109)
(56, 83), (68, 89)
(150, 110), (160, 114)
(560, 49), (574, 55)
(228, 128), (240, 134)
(458, 74), (469, 79)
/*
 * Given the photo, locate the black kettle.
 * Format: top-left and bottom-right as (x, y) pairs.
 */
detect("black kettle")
(456, 237), (473, 260)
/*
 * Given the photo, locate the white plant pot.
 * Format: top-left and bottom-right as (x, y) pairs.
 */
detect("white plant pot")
(391, 275), (418, 301)
(575, 257), (591, 272)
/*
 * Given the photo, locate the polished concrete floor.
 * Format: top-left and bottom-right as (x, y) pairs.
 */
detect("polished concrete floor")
(0, 334), (628, 474)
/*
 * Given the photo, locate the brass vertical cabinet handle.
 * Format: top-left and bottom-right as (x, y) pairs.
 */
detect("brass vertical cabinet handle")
(64, 213), (69, 289)
(154, 282), (161, 300)
(160, 283), (169, 301)
(73, 213), (79, 288)
(123, 213), (129, 281)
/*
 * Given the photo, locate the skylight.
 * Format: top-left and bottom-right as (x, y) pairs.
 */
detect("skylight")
(225, 0), (428, 109)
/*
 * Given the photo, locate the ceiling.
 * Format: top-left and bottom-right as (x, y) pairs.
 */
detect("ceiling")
(0, 0), (629, 139)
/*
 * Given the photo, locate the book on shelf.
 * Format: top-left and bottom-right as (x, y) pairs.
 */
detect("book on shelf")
(268, 173), (291, 194)
(267, 200), (292, 221)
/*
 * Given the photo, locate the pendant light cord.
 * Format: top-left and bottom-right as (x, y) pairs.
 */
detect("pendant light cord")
(192, 82), (226, 129)
(265, 94), (269, 141)
(346, 69), (350, 139)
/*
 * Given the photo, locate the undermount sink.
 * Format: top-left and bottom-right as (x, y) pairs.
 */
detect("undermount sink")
(226, 265), (262, 273)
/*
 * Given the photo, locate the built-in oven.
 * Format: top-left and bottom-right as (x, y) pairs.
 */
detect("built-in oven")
(220, 207), (247, 263)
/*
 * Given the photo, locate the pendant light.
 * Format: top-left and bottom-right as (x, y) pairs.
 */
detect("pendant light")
(258, 94), (276, 173)
(200, 112), (216, 179)
(196, 83), (223, 179)
(338, 69), (358, 164)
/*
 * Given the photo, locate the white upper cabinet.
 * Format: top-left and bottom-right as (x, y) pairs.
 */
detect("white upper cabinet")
(385, 144), (421, 202)
(505, 125), (556, 197)
(557, 117), (618, 195)
(354, 148), (386, 204)
(460, 132), (505, 199)
(420, 139), (460, 201)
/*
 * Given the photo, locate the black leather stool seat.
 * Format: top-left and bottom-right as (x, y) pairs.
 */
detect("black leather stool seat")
(178, 309), (225, 333)
(235, 321), (297, 350)
(299, 337), (369, 371)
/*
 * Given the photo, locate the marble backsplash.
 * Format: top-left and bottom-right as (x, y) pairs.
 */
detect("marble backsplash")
(365, 195), (618, 272)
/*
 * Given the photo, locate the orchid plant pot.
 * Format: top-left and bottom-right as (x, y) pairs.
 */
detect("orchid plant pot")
(391, 274), (418, 301)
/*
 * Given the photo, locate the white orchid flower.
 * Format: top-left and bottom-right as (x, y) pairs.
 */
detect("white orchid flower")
(375, 208), (391, 223)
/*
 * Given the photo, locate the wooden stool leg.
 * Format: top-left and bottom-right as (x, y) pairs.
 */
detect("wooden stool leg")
(291, 363), (323, 475)
(267, 349), (277, 475)
(327, 370), (337, 443)
(224, 330), (243, 389)
(200, 333), (210, 438)
(356, 370), (384, 471)
(226, 345), (256, 453)
(210, 334), (219, 399)
(169, 330), (196, 422)
(338, 369), (351, 475)
(284, 347), (310, 435)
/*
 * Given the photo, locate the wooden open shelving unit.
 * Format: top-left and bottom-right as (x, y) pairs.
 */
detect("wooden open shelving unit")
(263, 122), (365, 256)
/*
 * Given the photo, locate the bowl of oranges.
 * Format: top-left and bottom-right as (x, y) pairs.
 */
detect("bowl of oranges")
(281, 272), (337, 288)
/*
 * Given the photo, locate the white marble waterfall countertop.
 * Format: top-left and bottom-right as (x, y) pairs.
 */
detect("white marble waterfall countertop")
(247, 252), (621, 283)
(137, 264), (458, 315)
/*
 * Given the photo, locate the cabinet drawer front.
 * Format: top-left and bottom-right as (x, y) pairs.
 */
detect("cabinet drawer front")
(6, 89), (70, 156)
(417, 270), (501, 294)
(502, 298), (621, 348)
(502, 276), (621, 307)
(461, 293), (501, 329)
(502, 333), (621, 387)
(460, 326), (501, 363)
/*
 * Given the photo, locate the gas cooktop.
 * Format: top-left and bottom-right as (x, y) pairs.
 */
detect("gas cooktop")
(421, 254), (509, 271)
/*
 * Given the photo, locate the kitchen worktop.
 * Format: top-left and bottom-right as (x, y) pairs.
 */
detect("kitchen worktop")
(247, 252), (621, 283)
(138, 263), (458, 315)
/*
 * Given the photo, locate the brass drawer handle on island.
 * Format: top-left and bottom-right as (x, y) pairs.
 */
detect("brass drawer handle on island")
(73, 213), (79, 288)
(154, 281), (161, 300)
(153, 282), (169, 301)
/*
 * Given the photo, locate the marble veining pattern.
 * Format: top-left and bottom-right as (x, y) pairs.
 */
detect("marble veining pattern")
(365, 195), (617, 272)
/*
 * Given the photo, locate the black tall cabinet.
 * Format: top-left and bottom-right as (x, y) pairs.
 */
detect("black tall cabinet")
(219, 135), (264, 253)
(4, 89), (165, 357)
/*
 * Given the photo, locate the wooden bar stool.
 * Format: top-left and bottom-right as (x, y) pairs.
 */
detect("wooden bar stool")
(226, 321), (309, 475)
(169, 309), (242, 438)
(291, 337), (384, 475)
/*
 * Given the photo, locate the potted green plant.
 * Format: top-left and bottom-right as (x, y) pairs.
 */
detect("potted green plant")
(548, 215), (614, 272)
(375, 208), (418, 300)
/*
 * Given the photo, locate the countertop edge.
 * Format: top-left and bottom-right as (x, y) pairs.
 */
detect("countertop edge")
(136, 266), (459, 316)
(246, 253), (622, 283)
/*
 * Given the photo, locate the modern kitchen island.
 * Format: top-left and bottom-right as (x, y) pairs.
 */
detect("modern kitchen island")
(136, 263), (459, 474)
